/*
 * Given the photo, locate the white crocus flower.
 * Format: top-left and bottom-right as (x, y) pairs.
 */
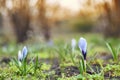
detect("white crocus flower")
(18, 50), (23, 61)
(18, 50), (22, 66)
(78, 37), (87, 60)
(71, 38), (76, 53)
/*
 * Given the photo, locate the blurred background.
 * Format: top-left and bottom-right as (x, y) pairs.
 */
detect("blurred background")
(0, 0), (120, 44)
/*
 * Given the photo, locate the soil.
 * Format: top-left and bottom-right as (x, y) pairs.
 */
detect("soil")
(0, 57), (11, 63)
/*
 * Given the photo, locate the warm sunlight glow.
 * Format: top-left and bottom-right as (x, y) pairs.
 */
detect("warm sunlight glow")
(6, 0), (13, 9)
(6, 0), (113, 14)
(58, 0), (81, 12)
(47, 0), (112, 13)
(29, 0), (38, 7)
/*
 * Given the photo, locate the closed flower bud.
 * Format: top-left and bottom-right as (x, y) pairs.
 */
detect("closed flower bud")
(22, 46), (28, 59)
(18, 50), (23, 61)
(71, 38), (76, 52)
(78, 37), (87, 60)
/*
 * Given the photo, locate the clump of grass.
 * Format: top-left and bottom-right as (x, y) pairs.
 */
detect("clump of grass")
(13, 46), (42, 76)
(106, 42), (120, 62)
(78, 55), (86, 75)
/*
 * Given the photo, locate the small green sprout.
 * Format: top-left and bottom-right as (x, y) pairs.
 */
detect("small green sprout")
(34, 55), (42, 75)
(106, 42), (120, 62)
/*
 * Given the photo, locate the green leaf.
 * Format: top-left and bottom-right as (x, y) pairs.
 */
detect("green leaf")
(70, 51), (76, 66)
(79, 60), (83, 74)
(22, 58), (27, 75)
(12, 58), (22, 72)
(27, 65), (34, 74)
(87, 63), (94, 73)
(106, 42), (117, 61)
(81, 56), (85, 71)
(76, 74), (84, 79)
(117, 46), (120, 55)
(34, 56), (38, 74)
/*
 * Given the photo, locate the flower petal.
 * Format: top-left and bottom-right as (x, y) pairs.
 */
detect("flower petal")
(71, 38), (76, 48)
(22, 46), (28, 59)
(18, 50), (22, 61)
(78, 37), (87, 54)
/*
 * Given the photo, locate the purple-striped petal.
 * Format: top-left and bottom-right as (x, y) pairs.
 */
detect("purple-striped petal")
(22, 46), (28, 59)
(78, 37), (87, 54)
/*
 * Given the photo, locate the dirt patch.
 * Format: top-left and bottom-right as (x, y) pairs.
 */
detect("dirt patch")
(0, 57), (11, 64)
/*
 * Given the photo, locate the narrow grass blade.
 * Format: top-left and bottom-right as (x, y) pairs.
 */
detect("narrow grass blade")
(106, 42), (117, 61)
(12, 58), (22, 72)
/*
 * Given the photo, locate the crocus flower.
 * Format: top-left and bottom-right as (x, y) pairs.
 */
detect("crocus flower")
(78, 37), (87, 60)
(47, 39), (54, 46)
(18, 50), (23, 61)
(71, 38), (76, 53)
(22, 46), (28, 59)
(18, 46), (28, 62)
